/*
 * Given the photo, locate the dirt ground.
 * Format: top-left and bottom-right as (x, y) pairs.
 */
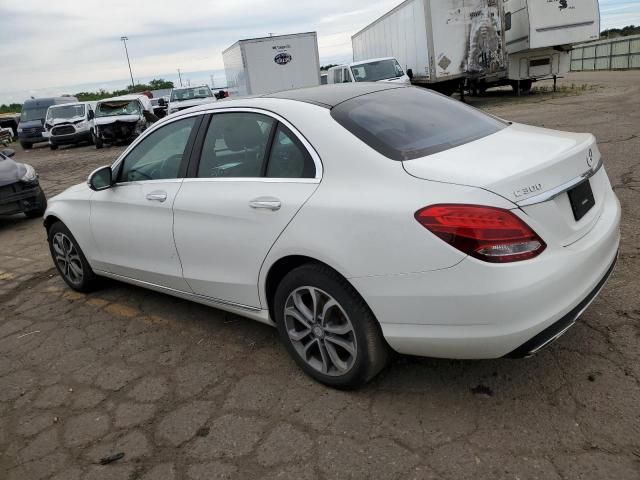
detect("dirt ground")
(0, 71), (639, 480)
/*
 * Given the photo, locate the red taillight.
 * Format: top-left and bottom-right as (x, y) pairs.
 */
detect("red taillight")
(415, 204), (546, 263)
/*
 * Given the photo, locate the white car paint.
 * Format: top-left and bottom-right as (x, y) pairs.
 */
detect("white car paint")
(45, 85), (620, 361)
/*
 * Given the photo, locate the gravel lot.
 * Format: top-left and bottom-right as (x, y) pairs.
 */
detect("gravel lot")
(1, 71), (639, 480)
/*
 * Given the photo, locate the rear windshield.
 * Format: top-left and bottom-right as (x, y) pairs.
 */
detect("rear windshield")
(331, 87), (507, 161)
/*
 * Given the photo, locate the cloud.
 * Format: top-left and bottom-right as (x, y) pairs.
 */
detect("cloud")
(1, 0), (638, 104)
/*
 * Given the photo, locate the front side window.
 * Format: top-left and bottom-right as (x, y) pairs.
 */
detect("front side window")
(331, 87), (507, 160)
(266, 125), (315, 179)
(198, 112), (274, 178)
(119, 117), (197, 182)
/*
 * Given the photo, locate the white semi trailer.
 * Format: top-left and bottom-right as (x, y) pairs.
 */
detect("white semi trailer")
(504, 0), (600, 89)
(352, 0), (600, 94)
(223, 32), (321, 97)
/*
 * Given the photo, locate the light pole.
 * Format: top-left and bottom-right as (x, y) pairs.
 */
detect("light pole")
(177, 69), (183, 87)
(120, 36), (135, 91)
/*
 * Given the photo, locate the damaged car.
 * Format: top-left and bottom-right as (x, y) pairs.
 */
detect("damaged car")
(45, 102), (96, 150)
(94, 95), (158, 149)
(0, 148), (47, 218)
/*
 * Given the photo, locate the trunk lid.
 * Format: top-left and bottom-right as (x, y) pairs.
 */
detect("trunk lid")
(402, 123), (607, 246)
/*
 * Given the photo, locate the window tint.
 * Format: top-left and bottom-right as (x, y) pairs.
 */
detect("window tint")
(266, 125), (315, 179)
(198, 112), (274, 178)
(505, 12), (512, 31)
(331, 87), (507, 161)
(119, 117), (196, 182)
(342, 68), (352, 83)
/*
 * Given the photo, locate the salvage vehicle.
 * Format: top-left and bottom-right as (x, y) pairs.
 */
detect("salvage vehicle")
(0, 148), (46, 218)
(45, 102), (96, 150)
(18, 96), (78, 149)
(44, 84), (620, 388)
(327, 57), (411, 85)
(94, 95), (157, 149)
(163, 85), (217, 115)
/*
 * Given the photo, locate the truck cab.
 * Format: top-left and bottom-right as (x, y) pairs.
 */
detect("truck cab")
(165, 85), (216, 115)
(18, 97), (78, 149)
(327, 58), (411, 85)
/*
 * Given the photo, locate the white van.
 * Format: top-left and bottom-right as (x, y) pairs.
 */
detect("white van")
(327, 57), (411, 85)
(45, 102), (96, 150)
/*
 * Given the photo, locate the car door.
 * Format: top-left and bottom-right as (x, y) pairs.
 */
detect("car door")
(90, 115), (201, 290)
(173, 109), (321, 308)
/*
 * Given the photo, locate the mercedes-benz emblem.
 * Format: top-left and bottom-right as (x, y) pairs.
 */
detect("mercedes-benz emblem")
(587, 149), (594, 168)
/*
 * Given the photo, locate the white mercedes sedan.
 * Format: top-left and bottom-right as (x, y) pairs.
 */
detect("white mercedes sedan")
(44, 84), (621, 388)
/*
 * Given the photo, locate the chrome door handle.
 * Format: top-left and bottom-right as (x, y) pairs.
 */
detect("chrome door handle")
(146, 191), (167, 202)
(249, 197), (281, 211)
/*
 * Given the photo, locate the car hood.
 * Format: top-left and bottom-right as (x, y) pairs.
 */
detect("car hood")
(0, 156), (27, 187)
(169, 98), (215, 110)
(19, 119), (44, 128)
(95, 115), (140, 126)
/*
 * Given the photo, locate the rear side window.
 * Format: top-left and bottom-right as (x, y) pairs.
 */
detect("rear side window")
(331, 87), (507, 161)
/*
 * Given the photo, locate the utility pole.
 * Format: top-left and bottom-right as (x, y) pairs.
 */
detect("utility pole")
(120, 36), (135, 91)
(177, 69), (183, 87)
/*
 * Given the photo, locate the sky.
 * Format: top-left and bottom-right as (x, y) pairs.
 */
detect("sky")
(1, 0), (639, 105)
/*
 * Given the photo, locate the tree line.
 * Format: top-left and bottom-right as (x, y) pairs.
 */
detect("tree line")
(0, 79), (174, 114)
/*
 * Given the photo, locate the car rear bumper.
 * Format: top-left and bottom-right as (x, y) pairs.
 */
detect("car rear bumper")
(351, 188), (621, 359)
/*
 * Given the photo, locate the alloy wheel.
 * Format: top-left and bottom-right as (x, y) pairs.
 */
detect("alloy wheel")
(52, 232), (84, 286)
(284, 286), (357, 376)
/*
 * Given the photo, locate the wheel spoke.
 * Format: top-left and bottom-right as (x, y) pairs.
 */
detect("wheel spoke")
(288, 327), (312, 342)
(52, 239), (65, 257)
(318, 298), (337, 325)
(285, 307), (311, 329)
(292, 289), (314, 322)
(317, 341), (330, 374)
(324, 340), (349, 372)
(325, 334), (356, 356)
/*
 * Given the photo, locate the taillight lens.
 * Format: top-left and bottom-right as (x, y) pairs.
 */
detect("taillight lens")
(415, 204), (546, 263)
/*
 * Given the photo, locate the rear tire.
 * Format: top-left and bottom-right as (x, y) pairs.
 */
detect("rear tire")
(274, 263), (389, 389)
(47, 221), (98, 292)
(510, 80), (533, 94)
(49, 144), (58, 150)
(21, 142), (32, 149)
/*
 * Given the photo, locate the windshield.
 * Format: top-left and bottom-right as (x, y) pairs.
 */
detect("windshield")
(351, 59), (405, 82)
(20, 106), (49, 122)
(96, 100), (141, 118)
(331, 87), (507, 161)
(46, 104), (85, 122)
(171, 86), (213, 102)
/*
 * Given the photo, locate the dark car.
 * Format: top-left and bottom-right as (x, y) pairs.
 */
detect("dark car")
(0, 148), (47, 218)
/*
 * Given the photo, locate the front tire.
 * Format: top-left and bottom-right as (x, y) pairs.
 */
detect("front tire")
(49, 144), (58, 150)
(94, 134), (103, 149)
(47, 221), (98, 292)
(21, 142), (32, 150)
(274, 264), (389, 389)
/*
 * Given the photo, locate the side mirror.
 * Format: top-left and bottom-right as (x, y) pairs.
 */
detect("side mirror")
(407, 68), (414, 80)
(88, 110), (95, 120)
(88, 165), (113, 191)
(158, 98), (166, 107)
(2, 148), (15, 158)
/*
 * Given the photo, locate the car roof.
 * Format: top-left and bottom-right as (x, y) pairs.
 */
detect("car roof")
(262, 83), (406, 108)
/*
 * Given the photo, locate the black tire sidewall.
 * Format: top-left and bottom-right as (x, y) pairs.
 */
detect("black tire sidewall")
(274, 264), (387, 389)
(47, 221), (96, 292)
